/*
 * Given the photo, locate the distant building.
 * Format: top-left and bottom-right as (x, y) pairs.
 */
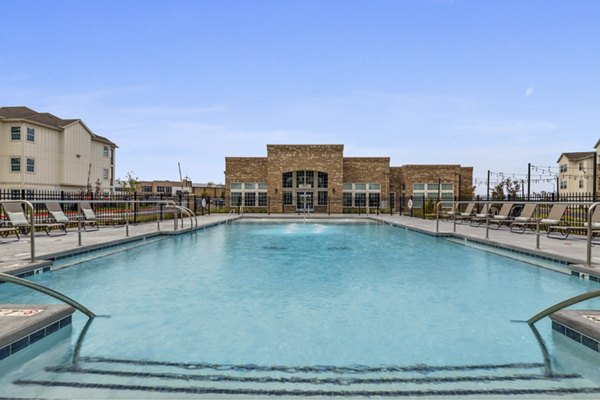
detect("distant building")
(225, 144), (473, 213)
(556, 152), (595, 194)
(0, 106), (117, 194)
(192, 183), (225, 198)
(136, 179), (192, 196)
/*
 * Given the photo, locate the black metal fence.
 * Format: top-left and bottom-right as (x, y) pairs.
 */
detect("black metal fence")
(1, 189), (598, 225)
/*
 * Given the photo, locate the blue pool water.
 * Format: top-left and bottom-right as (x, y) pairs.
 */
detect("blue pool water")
(2, 221), (600, 397)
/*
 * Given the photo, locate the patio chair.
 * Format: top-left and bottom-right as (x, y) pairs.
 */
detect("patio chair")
(488, 203), (516, 230)
(469, 204), (491, 227)
(79, 202), (125, 229)
(547, 205), (600, 240)
(1, 202), (66, 236)
(45, 202), (98, 231)
(453, 202), (476, 224)
(509, 203), (538, 233)
(512, 204), (568, 238)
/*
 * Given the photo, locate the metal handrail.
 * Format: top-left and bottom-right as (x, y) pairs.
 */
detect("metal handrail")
(178, 205), (198, 228)
(0, 272), (95, 318)
(528, 288), (600, 325)
(165, 201), (195, 231)
(0, 200), (36, 262)
(586, 202), (600, 267)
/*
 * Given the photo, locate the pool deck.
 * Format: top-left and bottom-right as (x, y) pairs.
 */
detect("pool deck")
(2, 212), (600, 361)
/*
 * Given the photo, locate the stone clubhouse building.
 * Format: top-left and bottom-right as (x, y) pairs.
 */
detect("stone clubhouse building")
(225, 144), (472, 213)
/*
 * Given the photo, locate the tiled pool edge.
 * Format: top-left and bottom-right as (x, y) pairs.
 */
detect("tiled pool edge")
(551, 311), (600, 353)
(0, 305), (74, 362)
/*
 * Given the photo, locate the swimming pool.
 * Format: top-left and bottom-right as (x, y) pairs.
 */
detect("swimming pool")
(1, 220), (600, 398)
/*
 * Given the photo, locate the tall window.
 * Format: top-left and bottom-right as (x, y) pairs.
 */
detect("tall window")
(282, 172), (293, 188)
(11, 157), (21, 172)
(26, 127), (35, 142)
(579, 179), (584, 189)
(317, 191), (328, 206)
(318, 172), (328, 188)
(560, 181), (567, 189)
(103, 146), (109, 157)
(579, 162), (584, 171)
(26, 158), (35, 173)
(560, 164), (567, 173)
(103, 168), (109, 180)
(11, 127), (21, 140)
(283, 192), (293, 205)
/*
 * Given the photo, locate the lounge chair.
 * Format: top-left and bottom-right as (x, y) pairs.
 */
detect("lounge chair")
(453, 202), (476, 224)
(488, 203), (515, 230)
(469, 204), (491, 227)
(547, 205), (600, 240)
(511, 204), (568, 238)
(45, 202), (98, 231)
(0, 223), (20, 240)
(79, 202), (125, 229)
(1, 202), (66, 236)
(509, 203), (538, 233)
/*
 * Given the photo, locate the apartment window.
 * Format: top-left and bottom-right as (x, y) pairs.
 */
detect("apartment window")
(157, 186), (168, 193)
(368, 183), (380, 190)
(103, 146), (109, 157)
(26, 158), (35, 173)
(26, 127), (35, 142)
(413, 183), (425, 191)
(258, 182), (268, 190)
(142, 186), (153, 192)
(560, 164), (567, 173)
(441, 183), (454, 191)
(560, 181), (567, 190)
(579, 179), (584, 189)
(244, 183), (256, 190)
(230, 183), (242, 190)
(317, 191), (328, 206)
(11, 127), (21, 140)
(103, 168), (109, 180)
(579, 162), (584, 171)
(10, 157), (21, 172)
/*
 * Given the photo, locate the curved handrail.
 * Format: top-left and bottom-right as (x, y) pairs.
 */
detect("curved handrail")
(0, 272), (95, 318)
(178, 205), (198, 228)
(528, 288), (600, 325)
(175, 206), (194, 230)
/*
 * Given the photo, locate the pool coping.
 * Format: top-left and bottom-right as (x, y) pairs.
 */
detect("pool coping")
(0, 304), (74, 361)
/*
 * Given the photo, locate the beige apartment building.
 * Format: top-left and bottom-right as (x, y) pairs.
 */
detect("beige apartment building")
(0, 107), (117, 194)
(136, 179), (192, 195)
(557, 152), (595, 194)
(225, 144), (472, 213)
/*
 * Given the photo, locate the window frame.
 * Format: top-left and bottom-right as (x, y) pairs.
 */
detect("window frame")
(10, 157), (21, 172)
(26, 158), (35, 173)
(11, 126), (21, 141)
(26, 127), (35, 142)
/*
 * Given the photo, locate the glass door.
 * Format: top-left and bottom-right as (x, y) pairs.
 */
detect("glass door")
(296, 191), (314, 212)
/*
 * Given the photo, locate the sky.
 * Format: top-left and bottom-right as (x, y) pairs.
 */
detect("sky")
(1, 0), (599, 194)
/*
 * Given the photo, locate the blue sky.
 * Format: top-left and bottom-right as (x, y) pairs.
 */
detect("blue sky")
(1, 0), (599, 193)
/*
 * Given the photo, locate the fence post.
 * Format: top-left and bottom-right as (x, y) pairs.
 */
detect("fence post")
(422, 194), (425, 219)
(160, 193), (164, 220)
(133, 192), (138, 224)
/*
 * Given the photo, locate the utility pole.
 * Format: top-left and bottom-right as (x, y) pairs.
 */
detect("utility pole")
(527, 163), (531, 201)
(487, 170), (490, 200)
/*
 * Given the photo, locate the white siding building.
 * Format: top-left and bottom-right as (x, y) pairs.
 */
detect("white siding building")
(556, 152), (595, 194)
(0, 107), (117, 193)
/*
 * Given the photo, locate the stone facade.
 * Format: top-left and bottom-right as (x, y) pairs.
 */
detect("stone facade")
(224, 144), (472, 213)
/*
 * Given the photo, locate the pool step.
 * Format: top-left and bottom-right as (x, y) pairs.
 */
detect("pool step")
(10, 357), (600, 398)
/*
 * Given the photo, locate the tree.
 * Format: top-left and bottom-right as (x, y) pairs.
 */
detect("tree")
(94, 179), (102, 195)
(119, 171), (139, 194)
(491, 178), (521, 200)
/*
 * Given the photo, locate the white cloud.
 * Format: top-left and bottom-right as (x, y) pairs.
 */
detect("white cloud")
(525, 86), (535, 96)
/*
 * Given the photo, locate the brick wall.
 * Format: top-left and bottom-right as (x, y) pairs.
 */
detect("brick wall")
(342, 158), (390, 199)
(267, 145), (344, 212)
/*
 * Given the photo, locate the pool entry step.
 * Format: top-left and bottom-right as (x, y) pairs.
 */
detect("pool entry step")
(10, 356), (600, 398)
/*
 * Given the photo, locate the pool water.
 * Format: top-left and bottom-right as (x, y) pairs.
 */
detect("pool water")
(2, 221), (600, 398)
